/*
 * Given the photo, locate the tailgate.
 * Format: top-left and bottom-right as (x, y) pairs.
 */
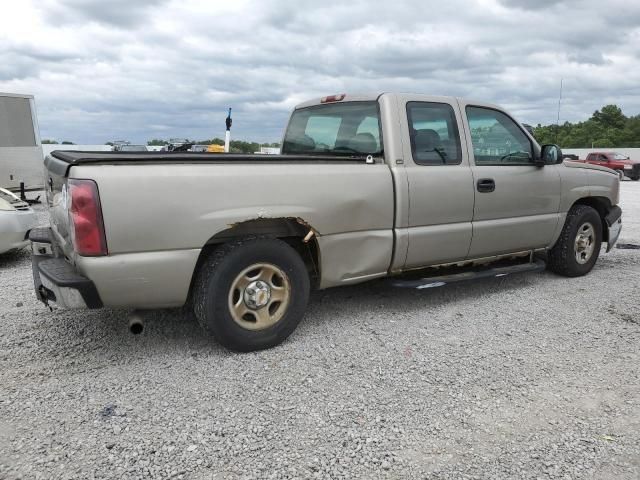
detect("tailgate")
(44, 154), (74, 258)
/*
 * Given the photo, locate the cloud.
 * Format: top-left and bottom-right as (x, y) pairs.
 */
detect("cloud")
(38, 0), (170, 28)
(497, 0), (568, 10)
(0, 0), (639, 143)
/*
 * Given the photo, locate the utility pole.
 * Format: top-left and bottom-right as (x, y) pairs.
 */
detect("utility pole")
(224, 108), (232, 153)
(555, 79), (563, 144)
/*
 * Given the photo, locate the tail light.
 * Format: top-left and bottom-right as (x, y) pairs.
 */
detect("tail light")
(68, 179), (108, 256)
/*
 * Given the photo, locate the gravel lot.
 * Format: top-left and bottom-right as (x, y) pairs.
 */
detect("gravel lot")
(1, 183), (638, 480)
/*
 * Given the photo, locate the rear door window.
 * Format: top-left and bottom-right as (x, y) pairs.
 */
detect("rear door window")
(406, 102), (462, 165)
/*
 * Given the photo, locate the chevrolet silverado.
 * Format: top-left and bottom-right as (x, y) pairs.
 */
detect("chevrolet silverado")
(31, 93), (622, 351)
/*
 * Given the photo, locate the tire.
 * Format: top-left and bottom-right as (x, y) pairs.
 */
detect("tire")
(547, 205), (602, 277)
(193, 237), (310, 352)
(632, 175), (640, 181)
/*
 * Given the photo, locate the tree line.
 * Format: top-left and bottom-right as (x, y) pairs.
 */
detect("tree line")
(41, 140), (75, 144)
(533, 105), (640, 148)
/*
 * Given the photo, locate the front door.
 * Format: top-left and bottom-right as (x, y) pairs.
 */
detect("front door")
(460, 102), (562, 258)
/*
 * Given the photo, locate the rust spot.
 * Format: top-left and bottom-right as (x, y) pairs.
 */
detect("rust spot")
(294, 217), (319, 240)
(224, 216), (319, 236)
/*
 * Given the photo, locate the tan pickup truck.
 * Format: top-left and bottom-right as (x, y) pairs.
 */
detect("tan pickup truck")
(31, 93), (622, 351)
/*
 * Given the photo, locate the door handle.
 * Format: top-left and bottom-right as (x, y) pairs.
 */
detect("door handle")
(477, 178), (495, 193)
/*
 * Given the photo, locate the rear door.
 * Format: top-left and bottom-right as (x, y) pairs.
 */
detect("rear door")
(459, 101), (561, 258)
(397, 95), (474, 268)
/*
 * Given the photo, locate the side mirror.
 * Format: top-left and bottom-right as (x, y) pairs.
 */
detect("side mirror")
(540, 144), (563, 165)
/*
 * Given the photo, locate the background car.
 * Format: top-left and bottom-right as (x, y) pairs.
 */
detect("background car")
(0, 187), (37, 254)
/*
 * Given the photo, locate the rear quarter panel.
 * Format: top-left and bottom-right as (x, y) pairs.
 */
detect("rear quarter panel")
(70, 162), (395, 306)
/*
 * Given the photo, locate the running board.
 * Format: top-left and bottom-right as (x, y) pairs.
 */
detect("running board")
(388, 259), (546, 289)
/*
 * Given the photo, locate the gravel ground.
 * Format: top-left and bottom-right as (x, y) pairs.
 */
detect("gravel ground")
(1, 183), (638, 480)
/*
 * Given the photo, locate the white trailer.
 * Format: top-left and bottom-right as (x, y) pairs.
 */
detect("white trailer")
(0, 93), (43, 191)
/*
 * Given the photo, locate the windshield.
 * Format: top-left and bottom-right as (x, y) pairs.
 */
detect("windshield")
(613, 153), (629, 160)
(282, 102), (382, 156)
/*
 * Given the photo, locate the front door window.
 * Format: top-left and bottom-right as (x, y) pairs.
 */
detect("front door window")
(466, 106), (533, 165)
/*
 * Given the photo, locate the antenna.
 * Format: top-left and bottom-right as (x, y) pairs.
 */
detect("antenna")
(555, 78), (563, 143)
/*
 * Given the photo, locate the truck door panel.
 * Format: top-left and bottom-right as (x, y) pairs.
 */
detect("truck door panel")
(397, 96), (474, 268)
(459, 102), (561, 257)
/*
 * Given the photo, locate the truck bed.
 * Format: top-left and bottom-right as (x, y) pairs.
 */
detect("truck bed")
(43, 148), (396, 303)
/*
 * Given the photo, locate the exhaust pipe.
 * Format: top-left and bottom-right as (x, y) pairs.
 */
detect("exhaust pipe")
(128, 311), (144, 335)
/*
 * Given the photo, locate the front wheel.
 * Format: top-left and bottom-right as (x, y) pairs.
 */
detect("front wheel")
(547, 205), (602, 277)
(193, 238), (310, 352)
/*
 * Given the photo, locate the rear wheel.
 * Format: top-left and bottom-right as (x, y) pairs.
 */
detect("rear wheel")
(547, 205), (602, 277)
(632, 175), (640, 181)
(193, 237), (310, 351)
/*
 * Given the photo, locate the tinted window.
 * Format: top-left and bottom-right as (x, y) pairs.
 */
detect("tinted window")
(407, 102), (461, 165)
(466, 106), (532, 165)
(282, 102), (381, 155)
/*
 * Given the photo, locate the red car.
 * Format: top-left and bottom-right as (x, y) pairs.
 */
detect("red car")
(578, 152), (640, 181)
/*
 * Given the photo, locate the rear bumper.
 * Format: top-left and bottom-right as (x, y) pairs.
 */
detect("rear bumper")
(30, 228), (103, 309)
(605, 206), (622, 253)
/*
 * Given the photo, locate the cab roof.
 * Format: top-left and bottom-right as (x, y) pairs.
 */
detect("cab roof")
(294, 93), (489, 110)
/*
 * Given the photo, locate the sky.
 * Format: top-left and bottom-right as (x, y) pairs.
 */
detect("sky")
(1, 0), (639, 144)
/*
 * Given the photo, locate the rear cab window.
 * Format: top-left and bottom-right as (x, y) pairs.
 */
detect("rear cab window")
(282, 102), (382, 156)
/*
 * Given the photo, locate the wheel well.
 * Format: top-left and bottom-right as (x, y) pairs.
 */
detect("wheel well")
(186, 218), (321, 305)
(572, 196), (611, 242)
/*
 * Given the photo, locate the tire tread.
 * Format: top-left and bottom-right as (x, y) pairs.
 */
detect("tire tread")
(547, 205), (601, 277)
(192, 236), (309, 351)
